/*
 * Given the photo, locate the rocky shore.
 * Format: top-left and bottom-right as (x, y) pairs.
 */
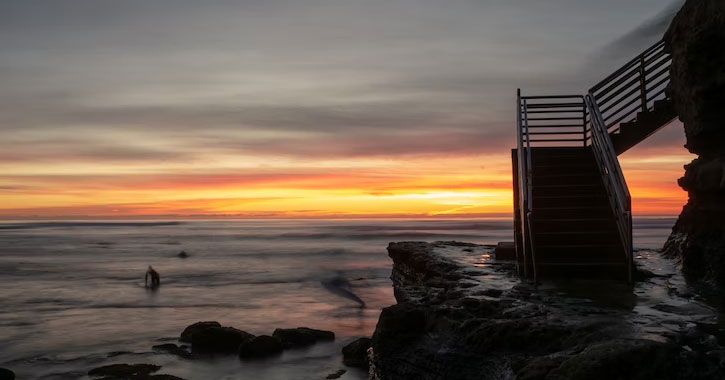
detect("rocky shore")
(369, 242), (725, 380)
(82, 324), (340, 380)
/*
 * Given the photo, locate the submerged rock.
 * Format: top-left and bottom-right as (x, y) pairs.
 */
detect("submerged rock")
(87, 363), (185, 379)
(152, 343), (193, 359)
(0, 368), (14, 380)
(370, 242), (725, 380)
(342, 337), (371, 368)
(325, 369), (347, 379)
(191, 326), (254, 354)
(272, 327), (334, 348)
(179, 321), (221, 342)
(238, 335), (283, 358)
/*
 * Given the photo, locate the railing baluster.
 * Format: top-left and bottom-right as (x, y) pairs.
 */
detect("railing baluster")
(639, 56), (647, 112)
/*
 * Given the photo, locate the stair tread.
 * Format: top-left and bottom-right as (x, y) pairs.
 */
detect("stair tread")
(536, 262), (626, 266)
(535, 231), (616, 235)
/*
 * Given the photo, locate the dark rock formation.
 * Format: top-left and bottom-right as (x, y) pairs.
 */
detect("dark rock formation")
(88, 363), (185, 380)
(177, 250), (189, 258)
(89, 364), (161, 378)
(370, 242), (725, 380)
(179, 321), (221, 342)
(190, 326), (254, 354)
(325, 369), (347, 379)
(663, 0), (725, 289)
(342, 337), (372, 368)
(0, 368), (14, 380)
(152, 343), (193, 359)
(238, 335), (283, 358)
(272, 327), (335, 348)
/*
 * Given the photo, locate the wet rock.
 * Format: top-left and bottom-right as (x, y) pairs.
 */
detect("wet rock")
(177, 250), (189, 258)
(152, 343), (193, 359)
(342, 337), (371, 368)
(272, 327), (334, 348)
(325, 369), (347, 379)
(494, 241), (516, 260)
(370, 242), (725, 380)
(191, 326), (254, 354)
(238, 335), (283, 358)
(0, 368), (14, 380)
(179, 321), (221, 342)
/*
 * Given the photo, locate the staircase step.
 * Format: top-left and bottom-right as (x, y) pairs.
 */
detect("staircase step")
(531, 163), (598, 175)
(534, 245), (624, 261)
(609, 98), (678, 155)
(533, 173), (601, 187)
(532, 218), (617, 233)
(533, 206), (613, 219)
(534, 231), (620, 245)
(533, 184), (605, 197)
(532, 194), (609, 208)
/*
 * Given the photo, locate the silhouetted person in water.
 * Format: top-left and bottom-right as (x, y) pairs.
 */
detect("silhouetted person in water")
(145, 266), (160, 288)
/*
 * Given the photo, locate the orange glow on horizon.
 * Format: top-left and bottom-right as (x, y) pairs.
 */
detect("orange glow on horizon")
(0, 124), (692, 219)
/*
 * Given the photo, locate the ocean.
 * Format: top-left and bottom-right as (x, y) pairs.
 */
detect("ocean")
(0, 218), (676, 379)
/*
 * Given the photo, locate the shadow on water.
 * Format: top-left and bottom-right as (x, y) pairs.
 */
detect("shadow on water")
(320, 274), (366, 308)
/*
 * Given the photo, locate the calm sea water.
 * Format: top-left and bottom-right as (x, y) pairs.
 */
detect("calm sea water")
(0, 218), (676, 379)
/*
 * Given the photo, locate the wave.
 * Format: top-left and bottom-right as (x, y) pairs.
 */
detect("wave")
(232, 231), (490, 241)
(0, 221), (183, 230)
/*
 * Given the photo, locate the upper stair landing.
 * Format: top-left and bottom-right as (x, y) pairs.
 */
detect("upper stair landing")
(588, 40), (678, 155)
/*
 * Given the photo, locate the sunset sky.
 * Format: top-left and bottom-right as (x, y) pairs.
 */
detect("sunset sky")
(0, 0), (690, 218)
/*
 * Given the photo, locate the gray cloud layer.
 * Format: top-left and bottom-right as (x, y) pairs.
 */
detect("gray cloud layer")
(0, 0), (682, 164)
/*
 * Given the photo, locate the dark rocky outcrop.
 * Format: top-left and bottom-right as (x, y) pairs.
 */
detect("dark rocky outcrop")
(0, 368), (14, 380)
(87, 363), (185, 380)
(370, 242), (725, 380)
(325, 369), (347, 379)
(342, 337), (372, 368)
(190, 326), (254, 354)
(152, 343), (193, 359)
(663, 0), (725, 289)
(238, 335), (283, 358)
(272, 327), (334, 348)
(179, 321), (221, 342)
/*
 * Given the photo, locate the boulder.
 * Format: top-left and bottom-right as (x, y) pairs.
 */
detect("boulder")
(238, 335), (283, 358)
(494, 241), (516, 261)
(179, 321), (221, 342)
(342, 337), (371, 368)
(272, 327), (335, 348)
(0, 368), (14, 380)
(191, 326), (254, 354)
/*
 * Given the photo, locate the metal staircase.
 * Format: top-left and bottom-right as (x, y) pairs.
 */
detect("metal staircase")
(513, 40), (678, 282)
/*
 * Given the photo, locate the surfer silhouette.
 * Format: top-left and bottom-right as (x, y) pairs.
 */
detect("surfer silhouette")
(145, 266), (160, 288)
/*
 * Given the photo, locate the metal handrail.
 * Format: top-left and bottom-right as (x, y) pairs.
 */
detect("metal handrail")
(585, 94), (633, 282)
(519, 95), (587, 147)
(516, 89), (535, 279)
(588, 39), (671, 139)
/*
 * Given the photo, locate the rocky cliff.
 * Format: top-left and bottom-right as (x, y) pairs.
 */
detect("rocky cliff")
(370, 242), (724, 380)
(663, 0), (725, 289)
